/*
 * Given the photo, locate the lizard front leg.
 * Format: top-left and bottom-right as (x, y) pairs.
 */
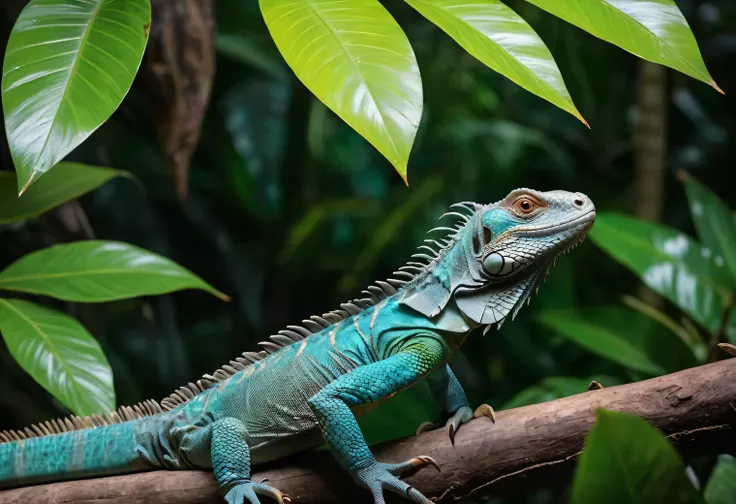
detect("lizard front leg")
(416, 364), (496, 444)
(307, 335), (445, 504)
(210, 418), (288, 504)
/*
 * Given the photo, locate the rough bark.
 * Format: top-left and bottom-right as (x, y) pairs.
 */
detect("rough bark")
(1, 359), (734, 504)
(142, 0), (216, 203)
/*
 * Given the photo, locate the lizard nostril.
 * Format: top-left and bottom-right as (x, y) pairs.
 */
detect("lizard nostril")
(574, 197), (585, 207)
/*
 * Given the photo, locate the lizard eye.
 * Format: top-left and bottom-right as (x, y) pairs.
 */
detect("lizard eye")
(514, 198), (535, 214)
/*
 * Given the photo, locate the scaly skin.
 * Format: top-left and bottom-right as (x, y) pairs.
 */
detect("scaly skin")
(0, 189), (595, 504)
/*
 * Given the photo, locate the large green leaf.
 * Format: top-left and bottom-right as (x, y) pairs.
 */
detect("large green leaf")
(538, 308), (668, 375)
(0, 298), (113, 415)
(571, 410), (704, 504)
(525, 0), (720, 91)
(621, 295), (707, 363)
(405, 0), (586, 124)
(590, 213), (732, 335)
(679, 171), (736, 284)
(0, 162), (129, 224)
(2, 0), (151, 194)
(705, 455), (736, 504)
(260, 0), (422, 182)
(0, 241), (228, 302)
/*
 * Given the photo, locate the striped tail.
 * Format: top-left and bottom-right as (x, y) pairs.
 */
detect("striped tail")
(0, 421), (152, 489)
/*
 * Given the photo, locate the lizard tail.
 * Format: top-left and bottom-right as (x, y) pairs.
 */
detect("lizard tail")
(0, 421), (152, 489)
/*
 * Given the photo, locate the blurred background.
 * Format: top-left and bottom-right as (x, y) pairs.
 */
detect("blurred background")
(0, 0), (733, 501)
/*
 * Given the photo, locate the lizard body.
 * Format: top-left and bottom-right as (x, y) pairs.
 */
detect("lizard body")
(0, 188), (595, 503)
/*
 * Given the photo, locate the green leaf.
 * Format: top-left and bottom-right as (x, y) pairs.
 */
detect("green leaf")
(405, 0), (586, 124)
(571, 410), (704, 504)
(0, 162), (129, 224)
(678, 171), (736, 284)
(589, 213), (732, 335)
(621, 295), (707, 363)
(215, 33), (287, 80)
(260, 0), (422, 181)
(0, 298), (113, 416)
(2, 0), (151, 194)
(705, 455), (736, 504)
(0, 241), (228, 302)
(539, 309), (667, 375)
(525, 0), (721, 92)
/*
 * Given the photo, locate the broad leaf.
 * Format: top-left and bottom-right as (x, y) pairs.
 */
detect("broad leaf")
(538, 308), (668, 375)
(590, 214), (733, 336)
(0, 298), (113, 415)
(621, 295), (707, 363)
(525, 0), (720, 91)
(2, 0), (151, 194)
(0, 241), (228, 302)
(571, 410), (704, 504)
(260, 0), (422, 181)
(705, 455), (736, 504)
(679, 171), (736, 284)
(0, 162), (129, 224)
(405, 0), (585, 124)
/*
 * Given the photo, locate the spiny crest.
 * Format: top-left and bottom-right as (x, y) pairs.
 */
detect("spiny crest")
(0, 400), (163, 444)
(0, 202), (484, 439)
(159, 201), (483, 410)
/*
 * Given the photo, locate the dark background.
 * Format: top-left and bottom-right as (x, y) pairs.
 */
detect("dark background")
(0, 0), (734, 501)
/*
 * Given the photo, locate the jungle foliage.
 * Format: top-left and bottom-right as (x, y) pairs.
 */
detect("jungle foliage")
(0, 0), (734, 502)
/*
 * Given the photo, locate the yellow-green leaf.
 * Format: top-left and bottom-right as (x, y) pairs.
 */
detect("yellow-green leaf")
(0, 298), (114, 416)
(525, 0), (721, 92)
(260, 0), (422, 182)
(2, 0), (151, 194)
(405, 0), (586, 125)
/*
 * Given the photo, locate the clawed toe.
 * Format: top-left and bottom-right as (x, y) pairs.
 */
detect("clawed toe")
(224, 481), (288, 504)
(353, 458), (438, 504)
(253, 482), (288, 504)
(473, 403), (496, 422)
(385, 455), (441, 476)
(417, 404), (493, 445)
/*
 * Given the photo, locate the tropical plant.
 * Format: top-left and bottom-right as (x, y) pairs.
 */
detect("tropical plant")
(2, 0), (722, 193)
(0, 163), (225, 416)
(571, 410), (734, 504)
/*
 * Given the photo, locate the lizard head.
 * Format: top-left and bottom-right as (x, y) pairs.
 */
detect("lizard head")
(398, 189), (595, 331)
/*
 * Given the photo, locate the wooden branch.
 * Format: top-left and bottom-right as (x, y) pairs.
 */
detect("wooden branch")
(2, 359), (735, 504)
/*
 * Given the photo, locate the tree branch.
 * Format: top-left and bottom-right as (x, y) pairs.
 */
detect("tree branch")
(2, 359), (734, 504)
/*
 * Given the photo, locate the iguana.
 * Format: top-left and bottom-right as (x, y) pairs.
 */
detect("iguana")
(0, 188), (595, 504)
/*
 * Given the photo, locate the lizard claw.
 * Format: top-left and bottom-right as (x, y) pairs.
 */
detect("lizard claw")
(385, 455), (441, 475)
(225, 481), (288, 504)
(446, 406), (473, 446)
(473, 403), (496, 422)
(418, 405), (493, 445)
(352, 459), (437, 504)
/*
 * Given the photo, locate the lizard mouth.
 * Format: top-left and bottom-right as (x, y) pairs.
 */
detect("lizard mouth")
(515, 209), (596, 239)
